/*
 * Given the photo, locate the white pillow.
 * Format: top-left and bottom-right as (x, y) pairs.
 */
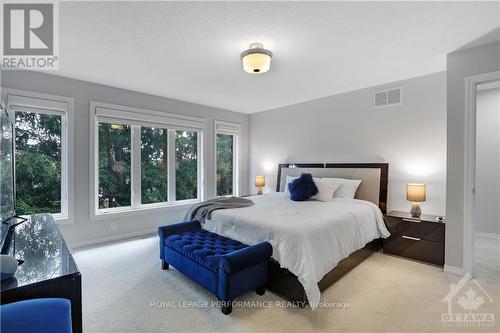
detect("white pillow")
(283, 176), (298, 194)
(311, 178), (343, 202)
(333, 179), (362, 199)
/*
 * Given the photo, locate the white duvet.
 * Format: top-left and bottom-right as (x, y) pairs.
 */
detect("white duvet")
(203, 192), (390, 309)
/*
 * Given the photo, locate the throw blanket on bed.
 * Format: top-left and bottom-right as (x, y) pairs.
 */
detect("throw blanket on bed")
(184, 197), (254, 224)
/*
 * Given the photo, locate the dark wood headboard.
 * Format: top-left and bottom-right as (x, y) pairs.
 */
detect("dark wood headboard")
(276, 163), (389, 214)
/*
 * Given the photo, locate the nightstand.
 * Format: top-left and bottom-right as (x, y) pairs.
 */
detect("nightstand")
(383, 211), (445, 266)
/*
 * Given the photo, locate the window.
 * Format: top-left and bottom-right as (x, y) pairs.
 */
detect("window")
(15, 111), (62, 214)
(6, 89), (73, 222)
(90, 102), (204, 217)
(175, 130), (198, 201)
(141, 127), (168, 204)
(215, 121), (240, 197)
(98, 123), (131, 209)
(216, 134), (233, 196)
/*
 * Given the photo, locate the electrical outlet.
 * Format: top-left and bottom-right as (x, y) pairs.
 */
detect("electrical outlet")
(110, 222), (117, 231)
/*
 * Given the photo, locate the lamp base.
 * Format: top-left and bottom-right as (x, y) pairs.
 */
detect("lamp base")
(410, 202), (422, 218)
(257, 187), (263, 195)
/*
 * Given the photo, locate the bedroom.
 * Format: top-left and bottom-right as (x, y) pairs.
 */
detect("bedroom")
(0, 1), (499, 332)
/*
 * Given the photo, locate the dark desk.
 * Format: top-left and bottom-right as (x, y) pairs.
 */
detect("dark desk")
(1, 214), (82, 333)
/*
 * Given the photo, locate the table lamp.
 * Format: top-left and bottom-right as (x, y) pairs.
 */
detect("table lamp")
(406, 183), (426, 218)
(255, 176), (265, 195)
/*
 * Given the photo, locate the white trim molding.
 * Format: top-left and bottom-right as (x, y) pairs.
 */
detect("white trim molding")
(70, 228), (157, 251)
(463, 70), (500, 276)
(3, 88), (75, 224)
(443, 265), (464, 277)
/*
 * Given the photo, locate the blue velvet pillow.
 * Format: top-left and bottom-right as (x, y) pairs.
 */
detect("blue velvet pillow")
(288, 173), (318, 201)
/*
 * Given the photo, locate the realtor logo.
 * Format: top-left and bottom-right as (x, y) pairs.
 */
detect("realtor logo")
(3, 3), (53, 55)
(442, 273), (495, 328)
(1, 2), (58, 69)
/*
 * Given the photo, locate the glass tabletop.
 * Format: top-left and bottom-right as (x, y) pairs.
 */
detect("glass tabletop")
(1, 213), (79, 291)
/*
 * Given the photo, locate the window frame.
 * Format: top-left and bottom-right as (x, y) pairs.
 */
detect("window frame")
(89, 102), (205, 220)
(3, 88), (74, 224)
(214, 120), (240, 197)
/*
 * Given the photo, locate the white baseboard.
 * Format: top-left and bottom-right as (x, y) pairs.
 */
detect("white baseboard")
(475, 232), (500, 241)
(443, 265), (464, 276)
(70, 228), (157, 251)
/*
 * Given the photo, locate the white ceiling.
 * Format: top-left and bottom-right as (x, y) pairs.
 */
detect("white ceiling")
(56, 1), (500, 113)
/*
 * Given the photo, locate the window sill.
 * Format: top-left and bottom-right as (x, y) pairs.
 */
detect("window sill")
(55, 217), (73, 225)
(19, 213), (73, 225)
(90, 199), (200, 222)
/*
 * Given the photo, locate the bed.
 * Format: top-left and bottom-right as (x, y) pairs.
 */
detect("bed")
(203, 163), (390, 308)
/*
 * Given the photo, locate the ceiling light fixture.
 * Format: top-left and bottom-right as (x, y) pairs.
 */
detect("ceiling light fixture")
(240, 43), (273, 74)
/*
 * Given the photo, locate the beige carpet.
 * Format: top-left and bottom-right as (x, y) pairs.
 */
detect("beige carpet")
(75, 236), (500, 333)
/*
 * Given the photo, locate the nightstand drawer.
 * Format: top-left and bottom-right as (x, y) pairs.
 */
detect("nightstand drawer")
(383, 235), (444, 266)
(395, 221), (444, 242)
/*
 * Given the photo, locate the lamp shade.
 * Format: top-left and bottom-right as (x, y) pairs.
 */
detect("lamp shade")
(255, 176), (266, 188)
(242, 53), (271, 73)
(406, 183), (426, 202)
(241, 43), (273, 74)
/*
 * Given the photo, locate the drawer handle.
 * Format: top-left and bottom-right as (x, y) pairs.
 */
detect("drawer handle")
(402, 235), (421, 241)
(402, 218), (421, 223)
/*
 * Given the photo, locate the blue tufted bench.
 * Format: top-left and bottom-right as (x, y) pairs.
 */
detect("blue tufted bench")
(158, 221), (272, 314)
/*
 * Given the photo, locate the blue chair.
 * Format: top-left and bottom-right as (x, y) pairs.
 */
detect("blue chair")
(159, 221), (272, 314)
(0, 298), (72, 333)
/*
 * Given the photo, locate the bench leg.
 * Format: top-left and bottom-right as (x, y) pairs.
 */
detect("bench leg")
(256, 285), (266, 296)
(161, 260), (169, 270)
(221, 302), (233, 315)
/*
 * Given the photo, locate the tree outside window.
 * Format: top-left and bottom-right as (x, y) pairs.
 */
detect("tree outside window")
(216, 133), (234, 196)
(15, 111), (62, 215)
(141, 127), (168, 204)
(175, 130), (198, 201)
(98, 123), (131, 209)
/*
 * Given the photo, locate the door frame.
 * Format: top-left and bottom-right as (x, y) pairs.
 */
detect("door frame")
(463, 70), (500, 276)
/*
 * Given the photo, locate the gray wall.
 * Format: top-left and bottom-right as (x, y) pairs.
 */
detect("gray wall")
(1, 71), (249, 248)
(446, 41), (500, 269)
(249, 72), (447, 216)
(475, 86), (500, 235)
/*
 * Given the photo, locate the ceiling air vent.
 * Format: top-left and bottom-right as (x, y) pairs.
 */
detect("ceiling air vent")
(373, 87), (402, 108)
